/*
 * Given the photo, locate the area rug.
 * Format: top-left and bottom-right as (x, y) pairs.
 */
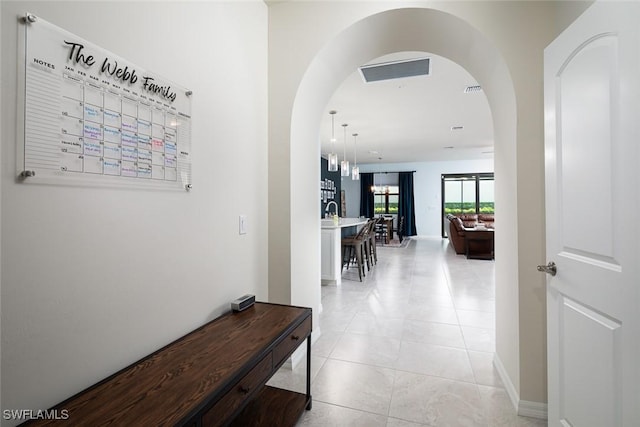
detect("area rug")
(381, 237), (411, 248)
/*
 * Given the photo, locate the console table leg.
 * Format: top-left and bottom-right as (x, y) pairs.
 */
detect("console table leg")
(306, 335), (312, 410)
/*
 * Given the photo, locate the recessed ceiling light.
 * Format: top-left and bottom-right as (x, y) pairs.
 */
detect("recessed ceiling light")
(450, 126), (464, 131)
(368, 150), (379, 155)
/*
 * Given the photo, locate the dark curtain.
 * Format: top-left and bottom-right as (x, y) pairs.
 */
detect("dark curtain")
(399, 172), (417, 236)
(359, 173), (375, 218)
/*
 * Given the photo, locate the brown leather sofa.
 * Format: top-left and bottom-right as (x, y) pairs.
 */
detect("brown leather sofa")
(446, 213), (494, 254)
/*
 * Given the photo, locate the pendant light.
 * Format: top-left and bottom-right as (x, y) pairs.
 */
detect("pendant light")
(351, 133), (360, 180)
(341, 123), (349, 176)
(327, 110), (338, 172)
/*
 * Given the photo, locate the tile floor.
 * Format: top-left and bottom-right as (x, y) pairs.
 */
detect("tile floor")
(269, 236), (547, 427)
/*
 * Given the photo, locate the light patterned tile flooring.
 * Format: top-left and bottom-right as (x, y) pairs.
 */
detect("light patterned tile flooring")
(269, 237), (547, 427)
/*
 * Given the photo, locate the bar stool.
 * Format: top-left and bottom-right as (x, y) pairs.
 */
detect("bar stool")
(361, 219), (378, 270)
(365, 219), (378, 265)
(341, 223), (369, 281)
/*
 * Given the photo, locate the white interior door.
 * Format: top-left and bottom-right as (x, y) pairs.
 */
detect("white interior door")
(544, 2), (639, 426)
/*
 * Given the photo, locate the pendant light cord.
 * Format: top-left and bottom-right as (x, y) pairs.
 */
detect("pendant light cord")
(343, 124), (347, 159)
(353, 133), (358, 166)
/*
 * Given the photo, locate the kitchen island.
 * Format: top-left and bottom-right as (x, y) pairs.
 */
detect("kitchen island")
(321, 217), (368, 285)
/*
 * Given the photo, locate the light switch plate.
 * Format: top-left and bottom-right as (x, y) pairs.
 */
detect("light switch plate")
(239, 215), (247, 235)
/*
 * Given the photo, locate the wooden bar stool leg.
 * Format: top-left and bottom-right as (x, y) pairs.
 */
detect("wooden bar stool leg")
(346, 246), (354, 270)
(363, 241), (371, 271)
(341, 245), (347, 272)
(369, 236), (377, 265)
(372, 239), (377, 263)
(355, 244), (363, 281)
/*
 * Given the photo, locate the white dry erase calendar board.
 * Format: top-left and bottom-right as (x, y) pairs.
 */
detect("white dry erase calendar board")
(18, 13), (192, 191)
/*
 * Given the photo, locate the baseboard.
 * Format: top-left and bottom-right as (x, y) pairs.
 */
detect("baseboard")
(493, 353), (547, 420)
(518, 400), (548, 419)
(493, 353), (519, 411)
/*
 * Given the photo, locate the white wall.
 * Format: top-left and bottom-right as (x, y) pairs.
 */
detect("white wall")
(343, 159), (494, 236)
(1, 1), (268, 421)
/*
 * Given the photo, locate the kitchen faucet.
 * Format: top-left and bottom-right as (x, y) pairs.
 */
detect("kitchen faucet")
(325, 201), (339, 217)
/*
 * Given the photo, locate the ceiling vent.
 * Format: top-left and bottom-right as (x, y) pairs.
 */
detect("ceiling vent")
(359, 58), (430, 83)
(464, 85), (482, 93)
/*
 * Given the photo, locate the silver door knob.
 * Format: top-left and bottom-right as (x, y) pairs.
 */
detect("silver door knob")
(537, 261), (557, 276)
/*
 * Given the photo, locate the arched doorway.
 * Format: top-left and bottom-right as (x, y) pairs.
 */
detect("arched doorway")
(269, 4), (521, 405)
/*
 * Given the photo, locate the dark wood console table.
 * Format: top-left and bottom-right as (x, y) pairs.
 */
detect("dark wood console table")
(24, 302), (312, 426)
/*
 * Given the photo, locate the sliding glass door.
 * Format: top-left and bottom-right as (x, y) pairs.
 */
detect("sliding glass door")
(478, 177), (495, 214)
(441, 173), (494, 237)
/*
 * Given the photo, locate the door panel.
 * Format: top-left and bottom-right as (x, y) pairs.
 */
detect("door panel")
(544, 2), (639, 426)
(560, 297), (621, 427)
(559, 35), (615, 260)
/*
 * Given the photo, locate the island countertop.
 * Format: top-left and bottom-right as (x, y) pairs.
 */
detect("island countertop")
(321, 217), (368, 285)
(321, 217), (368, 229)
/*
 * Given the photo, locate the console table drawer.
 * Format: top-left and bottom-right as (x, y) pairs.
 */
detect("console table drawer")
(273, 316), (311, 365)
(202, 352), (273, 426)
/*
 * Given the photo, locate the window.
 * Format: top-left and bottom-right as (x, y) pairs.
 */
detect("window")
(444, 179), (476, 215)
(479, 178), (495, 214)
(373, 185), (399, 214)
(441, 173), (494, 237)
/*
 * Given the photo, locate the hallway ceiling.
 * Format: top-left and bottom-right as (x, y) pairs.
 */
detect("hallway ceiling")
(320, 52), (494, 165)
